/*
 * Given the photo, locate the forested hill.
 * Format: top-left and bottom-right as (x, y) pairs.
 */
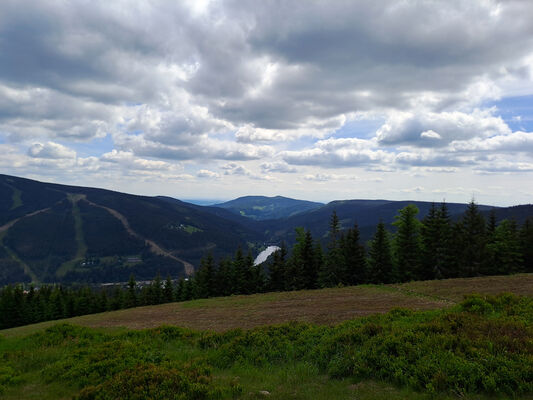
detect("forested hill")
(213, 195), (323, 220)
(0, 174), (262, 285)
(258, 199), (498, 244)
(1, 173), (533, 286)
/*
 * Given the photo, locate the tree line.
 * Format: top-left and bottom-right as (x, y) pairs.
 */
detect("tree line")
(1, 201), (532, 330)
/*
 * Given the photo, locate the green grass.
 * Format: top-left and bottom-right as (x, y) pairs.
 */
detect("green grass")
(182, 224), (203, 234)
(8, 184), (22, 211)
(56, 196), (88, 278)
(0, 294), (532, 399)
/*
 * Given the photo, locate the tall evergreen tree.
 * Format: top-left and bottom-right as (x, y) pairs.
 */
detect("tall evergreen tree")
(287, 228), (308, 290)
(268, 242), (288, 291)
(152, 273), (163, 305)
(163, 275), (174, 303)
(232, 247), (247, 295)
(393, 204), (422, 282)
(367, 221), (395, 284)
(486, 219), (522, 275)
(195, 253), (216, 298)
(520, 218), (533, 273)
(244, 251), (255, 294)
(341, 223), (367, 285)
(215, 257), (234, 296)
(303, 229), (319, 289)
(125, 274), (137, 308)
(436, 202), (454, 278)
(420, 203), (453, 280)
(459, 200), (487, 277)
(175, 278), (186, 301)
(319, 211), (343, 287)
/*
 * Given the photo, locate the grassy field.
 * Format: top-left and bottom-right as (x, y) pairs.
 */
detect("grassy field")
(0, 274), (532, 400)
(2, 273), (531, 338)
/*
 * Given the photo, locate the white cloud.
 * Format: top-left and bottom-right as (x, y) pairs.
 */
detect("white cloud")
(27, 142), (76, 159)
(260, 162), (297, 173)
(377, 109), (511, 147)
(197, 169), (220, 178)
(282, 137), (393, 167)
(450, 131), (533, 153)
(420, 130), (442, 140)
(1, 1), (533, 203)
(221, 162), (273, 180)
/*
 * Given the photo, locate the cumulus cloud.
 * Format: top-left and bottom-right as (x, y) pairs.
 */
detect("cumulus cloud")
(197, 169), (220, 179)
(221, 162), (273, 180)
(282, 137), (393, 167)
(1, 1), (533, 202)
(450, 131), (533, 153)
(303, 173), (356, 182)
(27, 142), (76, 159)
(100, 149), (178, 171)
(114, 133), (274, 161)
(377, 110), (511, 147)
(260, 162), (297, 173)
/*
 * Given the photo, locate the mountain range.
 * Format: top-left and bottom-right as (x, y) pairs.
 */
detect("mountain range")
(1, 173), (532, 285)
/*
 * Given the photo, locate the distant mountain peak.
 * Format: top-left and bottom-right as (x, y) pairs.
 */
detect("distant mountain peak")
(213, 195), (324, 221)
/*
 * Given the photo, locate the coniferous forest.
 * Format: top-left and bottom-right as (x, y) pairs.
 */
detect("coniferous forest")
(1, 201), (532, 330)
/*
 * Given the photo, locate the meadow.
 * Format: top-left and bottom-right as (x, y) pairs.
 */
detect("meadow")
(1, 274), (532, 399)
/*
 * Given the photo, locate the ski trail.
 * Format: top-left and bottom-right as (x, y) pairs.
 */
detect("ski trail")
(0, 208), (51, 283)
(83, 197), (195, 276)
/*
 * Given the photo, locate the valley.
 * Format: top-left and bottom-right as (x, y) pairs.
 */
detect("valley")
(2, 173), (532, 286)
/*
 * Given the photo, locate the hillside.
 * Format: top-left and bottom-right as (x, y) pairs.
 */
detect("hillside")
(0, 174), (262, 285)
(213, 195), (323, 220)
(2, 273), (531, 336)
(0, 274), (532, 400)
(260, 199), (498, 245)
(2, 173), (533, 285)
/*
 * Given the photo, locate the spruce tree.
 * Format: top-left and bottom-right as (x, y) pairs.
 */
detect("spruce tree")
(459, 200), (487, 276)
(195, 253), (216, 298)
(268, 243), (288, 291)
(152, 273), (163, 304)
(393, 204), (422, 282)
(520, 218), (533, 273)
(436, 202), (454, 278)
(175, 278), (186, 301)
(341, 223), (367, 285)
(367, 221), (395, 283)
(287, 228), (308, 290)
(125, 274), (137, 308)
(215, 257), (234, 296)
(320, 211), (343, 287)
(244, 251), (255, 294)
(486, 219), (522, 275)
(163, 275), (174, 303)
(297, 229), (318, 289)
(420, 203), (453, 280)
(232, 247), (247, 294)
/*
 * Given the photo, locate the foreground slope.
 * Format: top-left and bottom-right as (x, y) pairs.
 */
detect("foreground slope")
(0, 274), (532, 400)
(0, 174), (262, 284)
(2, 273), (531, 337)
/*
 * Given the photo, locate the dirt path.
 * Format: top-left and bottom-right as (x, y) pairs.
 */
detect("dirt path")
(83, 197), (195, 275)
(0, 208), (51, 234)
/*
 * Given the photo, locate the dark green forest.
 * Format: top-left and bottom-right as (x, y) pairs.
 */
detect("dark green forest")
(1, 201), (532, 330)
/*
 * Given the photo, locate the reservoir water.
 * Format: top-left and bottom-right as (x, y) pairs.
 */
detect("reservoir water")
(254, 245), (281, 265)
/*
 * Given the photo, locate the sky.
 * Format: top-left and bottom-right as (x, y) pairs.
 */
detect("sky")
(1, 0), (533, 206)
